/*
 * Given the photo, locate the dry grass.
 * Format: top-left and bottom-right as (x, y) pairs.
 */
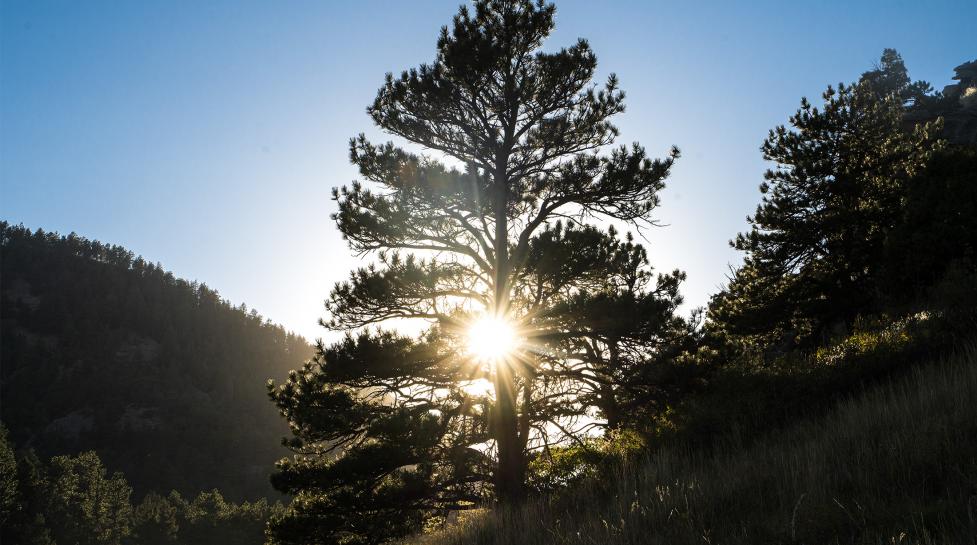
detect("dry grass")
(411, 344), (977, 545)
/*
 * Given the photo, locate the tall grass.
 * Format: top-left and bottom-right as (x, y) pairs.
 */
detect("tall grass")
(412, 344), (977, 545)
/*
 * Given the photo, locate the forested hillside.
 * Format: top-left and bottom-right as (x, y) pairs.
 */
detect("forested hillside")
(0, 222), (314, 500)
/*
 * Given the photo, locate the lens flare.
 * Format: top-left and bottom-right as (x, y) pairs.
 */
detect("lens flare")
(466, 316), (518, 362)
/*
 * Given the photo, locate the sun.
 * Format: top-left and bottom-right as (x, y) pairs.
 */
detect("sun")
(466, 315), (518, 362)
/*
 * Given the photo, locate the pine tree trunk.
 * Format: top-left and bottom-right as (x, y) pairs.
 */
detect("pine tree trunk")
(492, 369), (524, 503)
(601, 382), (622, 430)
(602, 343), (623, 429)
(492, 157), (525, 503)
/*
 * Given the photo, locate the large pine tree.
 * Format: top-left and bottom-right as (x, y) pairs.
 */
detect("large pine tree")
(267, 1), (683, 543)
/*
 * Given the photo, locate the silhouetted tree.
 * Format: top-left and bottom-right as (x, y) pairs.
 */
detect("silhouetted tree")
(710, 53), (943, 348)
(267, 1), (681, 543)
(860, 48), (933, 106)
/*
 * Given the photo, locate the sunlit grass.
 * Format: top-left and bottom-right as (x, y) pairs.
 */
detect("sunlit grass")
(409, 343), (977, 545)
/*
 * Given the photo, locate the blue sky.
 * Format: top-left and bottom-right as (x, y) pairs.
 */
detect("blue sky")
(2, 0), (974, 341)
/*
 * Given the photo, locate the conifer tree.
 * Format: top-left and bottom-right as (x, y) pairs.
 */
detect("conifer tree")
(860, 48), (933, 105)
(710, 51), (943, 347)
(45, 452), (133, 545)
(0, 426), (20, 531)
(267, 1), (682, 542)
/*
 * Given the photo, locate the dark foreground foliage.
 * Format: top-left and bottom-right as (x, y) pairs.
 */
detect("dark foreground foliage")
(411, 336), (977, 545)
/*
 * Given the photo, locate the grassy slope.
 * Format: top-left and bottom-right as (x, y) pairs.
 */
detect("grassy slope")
(416, 345), (977, 545)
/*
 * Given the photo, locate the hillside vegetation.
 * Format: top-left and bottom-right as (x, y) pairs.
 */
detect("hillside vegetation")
(413, 338), (977, 545)
(257, 2), (977, 542)
(0, 222), (313, 500)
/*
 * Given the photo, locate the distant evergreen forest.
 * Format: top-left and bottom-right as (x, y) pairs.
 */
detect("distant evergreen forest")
(0, 222), (314, 501)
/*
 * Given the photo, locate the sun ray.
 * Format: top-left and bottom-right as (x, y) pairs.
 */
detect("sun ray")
(466, 315), (518, 363)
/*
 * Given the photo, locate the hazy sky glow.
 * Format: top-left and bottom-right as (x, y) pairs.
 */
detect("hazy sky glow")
(2, 1), (974, 341)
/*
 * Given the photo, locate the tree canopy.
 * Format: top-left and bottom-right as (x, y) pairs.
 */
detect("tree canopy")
(267, 1), (686, 543)
(709, 49), (977, 354)
(709, 51), (945, 349)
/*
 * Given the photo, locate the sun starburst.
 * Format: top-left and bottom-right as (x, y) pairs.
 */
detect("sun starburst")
(466, 315), (518, 363)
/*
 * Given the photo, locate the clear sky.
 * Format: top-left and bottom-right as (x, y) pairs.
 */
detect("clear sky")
(2, 0), (974, 341)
